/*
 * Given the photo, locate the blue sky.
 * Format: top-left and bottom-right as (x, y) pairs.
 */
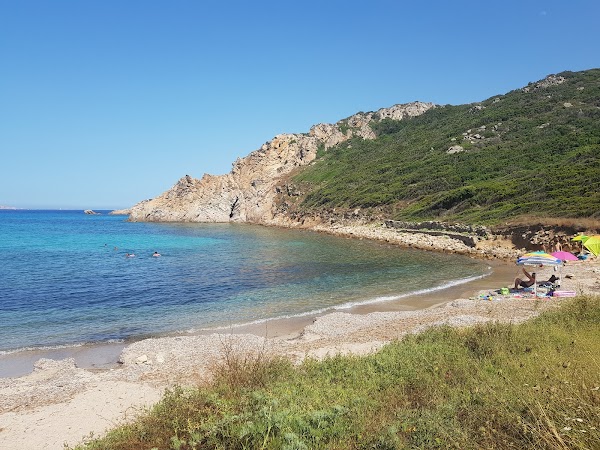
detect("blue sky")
(1, 1), (598, 209)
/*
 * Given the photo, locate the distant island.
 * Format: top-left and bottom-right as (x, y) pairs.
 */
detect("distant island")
(0, 205), (19, 210)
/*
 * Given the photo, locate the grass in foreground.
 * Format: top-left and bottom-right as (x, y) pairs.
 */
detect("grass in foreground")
(72, 296), (600, 449)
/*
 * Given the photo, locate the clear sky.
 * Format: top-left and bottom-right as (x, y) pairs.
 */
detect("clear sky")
(1, 1), (598, 209)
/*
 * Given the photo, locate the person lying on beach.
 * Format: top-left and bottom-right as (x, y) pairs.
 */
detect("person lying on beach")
(538, 274), (559, 287)
(514, 268), (536, 289)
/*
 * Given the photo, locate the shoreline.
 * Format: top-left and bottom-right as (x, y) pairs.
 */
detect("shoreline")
(1, 222), (598, 450)
(0, 258), (510, 379)
(216, 257), (515, 339)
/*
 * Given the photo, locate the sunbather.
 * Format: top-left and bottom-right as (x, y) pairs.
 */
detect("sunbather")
(538, 274), (560, 287)
(514, 268), (536, 289)
(546, 274), (559, 284)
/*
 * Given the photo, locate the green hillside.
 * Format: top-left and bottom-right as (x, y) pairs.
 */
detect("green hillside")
(291, 69), (600, 224)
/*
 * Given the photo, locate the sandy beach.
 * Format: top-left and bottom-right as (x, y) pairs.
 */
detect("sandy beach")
(1, 225), (598, 450)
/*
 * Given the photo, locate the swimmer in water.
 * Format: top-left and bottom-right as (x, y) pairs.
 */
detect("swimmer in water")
(152, 251), (161, 257)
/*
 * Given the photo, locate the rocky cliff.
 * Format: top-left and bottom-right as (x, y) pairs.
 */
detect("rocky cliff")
(128, 102), (435, 223)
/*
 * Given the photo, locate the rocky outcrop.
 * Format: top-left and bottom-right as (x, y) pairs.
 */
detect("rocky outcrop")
(109, 209), (131, 215)
(84, 210), (100, 215)
(384, 220), (490, 247)
(492, 223), (599, 254)
(521, 74), (566, 92)
(128, 102), (435, 223)
(384, 220), (490, 238)
(446, 145), (465, 154)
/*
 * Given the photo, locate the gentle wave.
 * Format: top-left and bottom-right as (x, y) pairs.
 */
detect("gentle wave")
(332, 272), (492, 310)
(191, 272), (492, 334)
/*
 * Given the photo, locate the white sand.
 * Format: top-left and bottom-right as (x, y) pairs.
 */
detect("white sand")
(1, 230), (598, 449)
(0, 380), (161, 450)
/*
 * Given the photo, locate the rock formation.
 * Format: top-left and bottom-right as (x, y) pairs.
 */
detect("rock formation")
(109, 209), (131, 215)
(128, 102), (435, 223)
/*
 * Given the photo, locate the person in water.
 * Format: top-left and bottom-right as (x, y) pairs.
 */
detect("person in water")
(514, 268), (535, 289)
(125, 252), (135, 258)
(152, 251), (161, 257)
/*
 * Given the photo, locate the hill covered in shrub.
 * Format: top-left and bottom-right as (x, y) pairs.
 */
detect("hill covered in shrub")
(288, 69), (600, 224)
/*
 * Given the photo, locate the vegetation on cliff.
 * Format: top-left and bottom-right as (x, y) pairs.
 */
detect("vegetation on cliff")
(74, 295), (600, 449)
(290, 69), (600, 224)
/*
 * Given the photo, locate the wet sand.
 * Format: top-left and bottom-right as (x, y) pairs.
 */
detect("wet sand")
(0, 342), (127, 379)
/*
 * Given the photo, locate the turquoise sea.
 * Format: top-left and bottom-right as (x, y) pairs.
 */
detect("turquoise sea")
(0, 210), (490, 355)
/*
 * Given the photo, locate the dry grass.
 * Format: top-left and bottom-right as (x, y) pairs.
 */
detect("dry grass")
(209, 335), (291, 391)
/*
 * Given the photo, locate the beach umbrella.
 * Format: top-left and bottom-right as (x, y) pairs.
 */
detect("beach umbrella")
(516, 252), (562, 297)
(550, 251), (578, 284)
(550, 251), (579, 262)
(583, 235), (600, 256)
(571, 235), (589, 243)
(516, 251), (562, 267)
(572, 234), (589, 254)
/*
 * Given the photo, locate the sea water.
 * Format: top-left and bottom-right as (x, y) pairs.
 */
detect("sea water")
(0, 210), (490, 354)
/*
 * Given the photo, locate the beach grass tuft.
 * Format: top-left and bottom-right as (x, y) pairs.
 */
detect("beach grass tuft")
(71, 295), (600, 449)
(209, 335), (293, 392)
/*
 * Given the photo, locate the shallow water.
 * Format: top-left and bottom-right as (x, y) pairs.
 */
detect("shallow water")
(0, 210), (490, 354)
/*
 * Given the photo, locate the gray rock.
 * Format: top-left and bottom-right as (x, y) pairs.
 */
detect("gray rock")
(127, 102), (436, 224)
